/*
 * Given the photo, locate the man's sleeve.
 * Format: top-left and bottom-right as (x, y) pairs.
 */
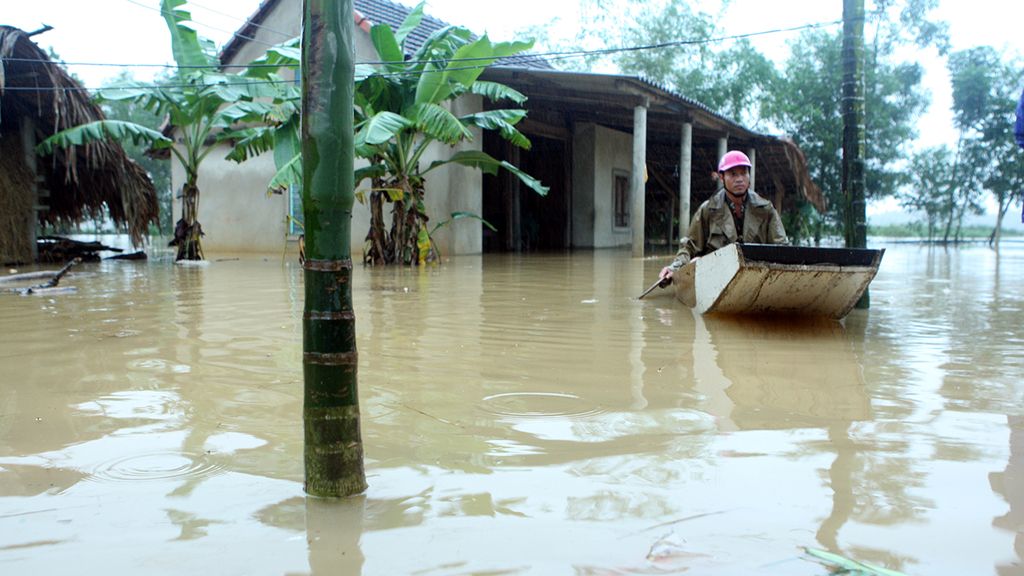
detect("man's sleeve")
(669, 210), (704, 271)
(768, 209), (789, 245)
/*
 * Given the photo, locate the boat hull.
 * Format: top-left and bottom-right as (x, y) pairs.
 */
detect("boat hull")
(675, 244), (884, 319)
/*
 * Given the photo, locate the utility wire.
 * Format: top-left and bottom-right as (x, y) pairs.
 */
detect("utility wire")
(123, 0), (285, 52)
(2, 19), (842, 93)
(185, 0), (295, 40)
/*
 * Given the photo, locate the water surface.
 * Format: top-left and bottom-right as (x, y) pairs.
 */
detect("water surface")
(1, 242), (1022, 575)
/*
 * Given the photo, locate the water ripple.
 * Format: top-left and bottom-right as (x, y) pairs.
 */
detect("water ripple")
(479, 392), (605, 419)
(83, 451), (224, 484)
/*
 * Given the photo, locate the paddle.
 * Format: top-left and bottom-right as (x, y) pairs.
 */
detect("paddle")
(638, 277), (671, 299)
(639, 258), (699, 303)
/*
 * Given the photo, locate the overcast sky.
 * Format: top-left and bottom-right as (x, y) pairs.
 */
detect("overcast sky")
(7, 0), (1021, 148)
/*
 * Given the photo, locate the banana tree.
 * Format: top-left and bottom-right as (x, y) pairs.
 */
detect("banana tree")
(228, 3), (547, 264)
(354, 3), (548, 265)
(36, 0), (300, 261)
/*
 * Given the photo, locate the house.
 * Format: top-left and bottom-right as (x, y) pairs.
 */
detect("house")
(0, 26), (159, 265)
(185, 0), (823, 258)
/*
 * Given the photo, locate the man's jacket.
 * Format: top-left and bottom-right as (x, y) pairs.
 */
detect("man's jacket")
(669, 188), (788, 270)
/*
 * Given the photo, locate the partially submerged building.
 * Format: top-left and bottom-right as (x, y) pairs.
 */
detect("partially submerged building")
(0, 25), (158, 265)
(186, 0), (823, 257)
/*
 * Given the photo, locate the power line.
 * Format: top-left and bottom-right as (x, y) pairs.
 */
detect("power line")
(185, 0), (295, 40)
(3, 19), (842, 93)
(122, 0), (285, 53)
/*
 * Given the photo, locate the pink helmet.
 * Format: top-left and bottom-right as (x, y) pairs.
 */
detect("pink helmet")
(718, 150), (752, 172)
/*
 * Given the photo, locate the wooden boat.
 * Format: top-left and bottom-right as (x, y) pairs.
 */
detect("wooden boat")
(674, 243), (885, 319)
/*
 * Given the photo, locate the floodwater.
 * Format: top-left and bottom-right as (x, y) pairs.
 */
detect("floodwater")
(1, 241), (1022, 576)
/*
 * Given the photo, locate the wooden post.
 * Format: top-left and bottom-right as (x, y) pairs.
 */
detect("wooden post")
(842, 0), (868, 307)
(631, 100), (648, 258)
(747, 147), (757, 192)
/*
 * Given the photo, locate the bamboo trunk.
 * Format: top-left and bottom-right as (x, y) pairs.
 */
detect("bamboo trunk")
(302, 0), (366, 498)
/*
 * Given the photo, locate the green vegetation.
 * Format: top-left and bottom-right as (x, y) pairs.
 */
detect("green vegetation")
(38, 0), (299, 260)
(537, 0), (1022, 247)
(868, 222), (1023, 239)
(899, 47), (1024, 245)
(804, 547), (909, 576)
(98, 71), (174, 236)
(352, 3), (547, 265)
(221, 2), (548, 266)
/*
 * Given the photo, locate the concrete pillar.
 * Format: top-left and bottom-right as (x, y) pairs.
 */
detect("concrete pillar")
(717, 137), (728, 166)
(679, 122), (693, 236)
(747, 147), (757, 192)
(631, 101), (648, 258)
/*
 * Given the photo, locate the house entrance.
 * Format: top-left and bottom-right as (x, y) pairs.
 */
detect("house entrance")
(482, 133), (570, 252)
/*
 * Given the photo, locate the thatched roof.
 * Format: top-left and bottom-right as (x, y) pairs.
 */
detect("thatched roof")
(0, 25), (158, 250)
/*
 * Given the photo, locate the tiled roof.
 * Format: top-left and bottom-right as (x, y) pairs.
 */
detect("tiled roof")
(354, 0), (551, 69)
(220, 0), (551, 69)
(352, 0), (447, 53)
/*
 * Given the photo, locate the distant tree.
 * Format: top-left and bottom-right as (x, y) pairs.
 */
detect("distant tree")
(947, 47), (1024, 247)
(765, 0), (945, 237)
(612, 2), (779, 128)
(551, 0), (779, 128)
(899, 146), (954, 240)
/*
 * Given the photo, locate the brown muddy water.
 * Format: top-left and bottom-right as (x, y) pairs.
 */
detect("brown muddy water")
(1, 241), (1022, 575)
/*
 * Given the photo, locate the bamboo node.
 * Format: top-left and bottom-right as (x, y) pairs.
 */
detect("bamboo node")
(303, 258), (353, 272)
(304, 351), (359, 365)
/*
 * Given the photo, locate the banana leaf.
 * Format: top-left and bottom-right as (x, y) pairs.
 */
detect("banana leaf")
(37, 120), (172, 154)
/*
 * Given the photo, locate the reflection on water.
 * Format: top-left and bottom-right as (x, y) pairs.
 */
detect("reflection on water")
(1, 243), (1023, 575)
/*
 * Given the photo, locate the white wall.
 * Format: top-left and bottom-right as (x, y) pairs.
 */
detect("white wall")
(571, 123), (633, 248)
(170, 146), (288, 254)
(427, 94), (484, 257)
(171, 3), (300, 255)
(572, 123), (596, 248)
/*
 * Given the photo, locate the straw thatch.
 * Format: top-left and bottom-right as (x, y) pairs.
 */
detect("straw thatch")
(779, 137), (827, 213)
(0, 25), (157, 264)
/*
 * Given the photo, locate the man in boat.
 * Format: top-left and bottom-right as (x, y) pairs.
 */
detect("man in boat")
(658, 150), (788, 283)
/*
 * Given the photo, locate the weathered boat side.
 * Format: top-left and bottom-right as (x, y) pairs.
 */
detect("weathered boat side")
(676, 243), (884, 319)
